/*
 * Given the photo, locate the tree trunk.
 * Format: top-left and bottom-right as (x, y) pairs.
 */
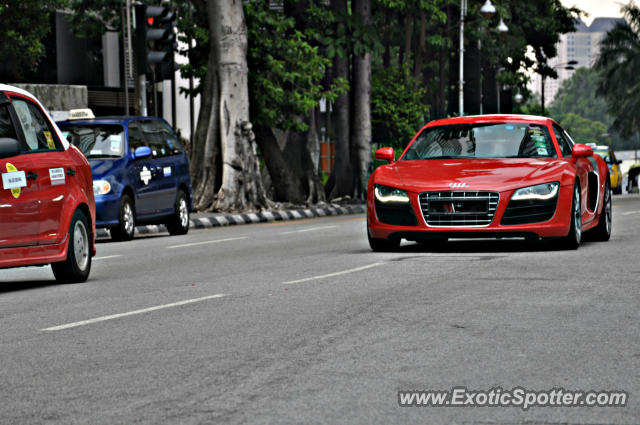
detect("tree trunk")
(402, 13), (414, 68)
(209, 0), (267, 211)
(327, 0), (353, 200)
(189, 37), (220, 211)
(351, 0), (372, 200)
(413, 9), (426, 78)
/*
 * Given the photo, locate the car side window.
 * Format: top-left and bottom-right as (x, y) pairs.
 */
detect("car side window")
(128, 121), (146, 155)
(0, 105), (18, 140)
(11, 98), (59, 152)
(552, 124), (573, 157)
(139, 121), (167, 158)
(149, 120), (184, 156)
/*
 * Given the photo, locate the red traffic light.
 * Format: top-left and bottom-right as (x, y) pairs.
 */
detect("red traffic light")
(147, 17), (154, 26)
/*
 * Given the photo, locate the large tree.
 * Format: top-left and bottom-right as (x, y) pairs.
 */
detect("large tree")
(595, 4), (640, 140)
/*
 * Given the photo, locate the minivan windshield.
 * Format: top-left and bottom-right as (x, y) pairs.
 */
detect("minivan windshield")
(59, 124), (125, 159)
(402, 122), (557, 160)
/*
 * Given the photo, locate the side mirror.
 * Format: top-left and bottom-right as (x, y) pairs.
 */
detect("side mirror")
(133, 146), (152, 159)
(571, 144), (593, 160)
(375, 147), (395, 164)
(617, 159), (623, 165)
(0, 137), (21, 159)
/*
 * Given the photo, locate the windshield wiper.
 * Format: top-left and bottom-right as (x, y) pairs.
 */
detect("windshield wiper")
(86, 154), (121, 158)
(424, 155), (460, 159)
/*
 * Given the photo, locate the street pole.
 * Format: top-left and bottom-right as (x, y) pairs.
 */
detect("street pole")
(459, 0), (467, 116)
(478, 39), (483, 115)
(541, 75), (545, 116)
(139, 75), (147, 116)
(496, 79), (500, 113)
(125, 0), (134, 116)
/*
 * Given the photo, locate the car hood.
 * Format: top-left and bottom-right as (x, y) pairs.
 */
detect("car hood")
(374, 158), (570, 193)
(89, 158), (123, 180)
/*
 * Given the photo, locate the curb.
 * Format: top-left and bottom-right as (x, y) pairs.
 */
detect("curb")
(96, 204), (366, 238)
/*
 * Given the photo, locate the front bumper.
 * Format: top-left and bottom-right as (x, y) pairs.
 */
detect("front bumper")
(94, 192), (122, 228)
(367, 185), (573, 240)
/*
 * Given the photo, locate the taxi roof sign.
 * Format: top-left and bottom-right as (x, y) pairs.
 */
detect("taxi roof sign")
(68, 108), (95, 120)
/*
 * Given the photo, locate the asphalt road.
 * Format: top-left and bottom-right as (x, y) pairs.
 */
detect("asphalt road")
(1, 195), (640, 424)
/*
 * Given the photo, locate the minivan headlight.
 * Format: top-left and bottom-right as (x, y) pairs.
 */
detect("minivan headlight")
(374, 185), (410, 203)
(93, 180), (111, 195)
(512, 182), (559, 201)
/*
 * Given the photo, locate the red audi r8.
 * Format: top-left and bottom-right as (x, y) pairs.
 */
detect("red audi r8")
(367, 115), (612, 251)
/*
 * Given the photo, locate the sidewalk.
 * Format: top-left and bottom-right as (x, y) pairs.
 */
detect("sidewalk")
(96, 204), (366, 238)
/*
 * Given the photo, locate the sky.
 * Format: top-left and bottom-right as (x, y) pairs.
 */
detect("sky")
(560, 0), (626, 24)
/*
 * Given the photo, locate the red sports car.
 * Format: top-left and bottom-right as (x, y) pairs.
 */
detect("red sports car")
(0, 84), (96, 282)
(367, 115), (611, 251)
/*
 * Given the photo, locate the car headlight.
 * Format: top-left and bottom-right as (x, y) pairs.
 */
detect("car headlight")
(93, 180), (111, 195)
(512, 182), (559, 201)
(374, 185), (410, 203)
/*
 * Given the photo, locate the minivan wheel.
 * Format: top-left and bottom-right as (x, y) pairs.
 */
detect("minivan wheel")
(52, 210), (91, 283)
(166, 190), (190, 235)
(111, 194), (135, 241)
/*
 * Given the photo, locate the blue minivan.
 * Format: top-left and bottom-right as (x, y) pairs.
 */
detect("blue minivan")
(57, 115), (193, 241)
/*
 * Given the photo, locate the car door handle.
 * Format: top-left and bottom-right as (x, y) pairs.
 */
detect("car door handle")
(66, 168), (76, 176)
(26, 171), (38, 181)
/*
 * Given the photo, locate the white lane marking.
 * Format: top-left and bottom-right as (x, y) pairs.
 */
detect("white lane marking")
(281, 225), (337, 235)
(283, 262), (384, 285)
(41, 294), (228, 331)
(167, 236), (248, 249)
(93, 255), (122, 261)
(622, 210), (640, 216)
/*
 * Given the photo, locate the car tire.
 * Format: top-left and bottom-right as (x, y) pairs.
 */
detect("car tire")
(590, 178), (612, 242)
(367, 228), (400, 252)
(51, 210), (92, 283)
(110, 194), (135, 241)
(166, 190), (190, 236)
(560, 182), (582, 250)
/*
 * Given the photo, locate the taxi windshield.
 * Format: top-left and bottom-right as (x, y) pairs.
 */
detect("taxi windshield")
(402, 122), (557, 160)
(594, 150), (611, 162)
(59, 124), (125, 158)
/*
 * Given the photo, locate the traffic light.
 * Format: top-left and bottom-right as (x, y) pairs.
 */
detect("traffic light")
(134, 3), (176, 75)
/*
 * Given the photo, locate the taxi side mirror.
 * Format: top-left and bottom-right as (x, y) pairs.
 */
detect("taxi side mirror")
(0, 138), (21, 159)
(133, 146), (152, 159)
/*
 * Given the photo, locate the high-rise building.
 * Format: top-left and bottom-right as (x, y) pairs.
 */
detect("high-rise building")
(534, 17), (624, 104)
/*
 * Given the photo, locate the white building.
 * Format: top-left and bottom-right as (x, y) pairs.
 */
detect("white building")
(533, 18), (624, 104)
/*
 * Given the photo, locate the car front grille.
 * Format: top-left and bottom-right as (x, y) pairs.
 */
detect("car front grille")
(418, 191), (499, 227)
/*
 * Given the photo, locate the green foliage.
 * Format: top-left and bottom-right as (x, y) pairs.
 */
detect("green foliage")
(595, 3), (640, 141)
(66, 0), (122, 38)
(559, 113), (608, 144)
(175, 2), (208, 98)
(0, 0), (66, 75)
(371, 64), (429, 149)
(245, 1), (346, 131)
(550, 67), (635, 149)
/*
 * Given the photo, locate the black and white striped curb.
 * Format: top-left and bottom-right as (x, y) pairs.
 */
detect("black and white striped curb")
(96, 204), (365, 238)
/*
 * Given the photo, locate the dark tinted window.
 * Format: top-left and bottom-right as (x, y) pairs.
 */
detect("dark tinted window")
(11, 98), (59, 152)
(552, 124), (573, 157)
(0, 105), (17, 140)
(127, 121), (146, 153)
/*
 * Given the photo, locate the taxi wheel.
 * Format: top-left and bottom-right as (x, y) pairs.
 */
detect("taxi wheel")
(111, 194), (135, 241)
(52, 210), (91, 283)
(590, 178), (612, 242)
(166, 190), (190, 235)
(560, 182), (582, 250)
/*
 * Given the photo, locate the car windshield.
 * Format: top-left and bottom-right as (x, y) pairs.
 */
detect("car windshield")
(402, 122), (557, 160)
(59, 124), (125, 158)
(594, 150), (611, 162)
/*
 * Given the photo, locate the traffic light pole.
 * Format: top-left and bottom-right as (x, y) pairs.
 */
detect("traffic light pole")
(139, 74), (147, 116)
(125, 0), (134, 116)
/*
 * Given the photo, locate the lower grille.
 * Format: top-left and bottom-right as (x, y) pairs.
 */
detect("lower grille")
(375, 200), (418, 226)
(501, 196), (558, 225)
(419, 191), (499, 227)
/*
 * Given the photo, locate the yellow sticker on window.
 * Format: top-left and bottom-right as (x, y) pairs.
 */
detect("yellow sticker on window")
(44, 131), (55, 149)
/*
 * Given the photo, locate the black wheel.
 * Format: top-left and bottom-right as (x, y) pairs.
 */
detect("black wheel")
(52, 210), (92, 283)
(166, 190), (190, 235)
(560, 182), (582, 250)
(590, 178), (612, 241)
(110, 194), (135, 241)
(367, 228), (400, 252)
